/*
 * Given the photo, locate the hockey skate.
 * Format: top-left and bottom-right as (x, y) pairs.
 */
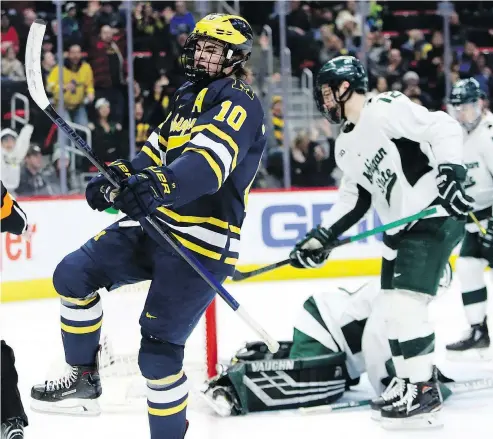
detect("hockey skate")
(380, 380), (443, 430)
(446, 318), (491, 361)
(31, 354), (102, 416)
(369, 377), (407, 421)
(1, 417), (25, 439)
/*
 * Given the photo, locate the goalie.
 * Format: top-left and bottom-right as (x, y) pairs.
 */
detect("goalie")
(202, 264), (454, 420)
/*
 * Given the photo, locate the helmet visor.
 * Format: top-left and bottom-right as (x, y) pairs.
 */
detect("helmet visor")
(448, 101), (482, 131)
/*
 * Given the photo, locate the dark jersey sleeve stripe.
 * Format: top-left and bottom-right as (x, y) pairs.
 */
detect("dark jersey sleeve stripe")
(330, 184), (372, 237)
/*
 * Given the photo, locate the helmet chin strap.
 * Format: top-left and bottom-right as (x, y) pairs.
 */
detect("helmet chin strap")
(332, 86), (354, 122)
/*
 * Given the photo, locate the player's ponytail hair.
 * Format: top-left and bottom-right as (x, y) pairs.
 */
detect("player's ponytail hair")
(234, 66), (248, 80)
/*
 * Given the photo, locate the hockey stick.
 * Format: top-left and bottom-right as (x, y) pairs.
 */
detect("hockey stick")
(469, 212), (487, 236)
(25, 20), (279, 354)
(232, 207), (438, 281)
(298, 377), (493, 414)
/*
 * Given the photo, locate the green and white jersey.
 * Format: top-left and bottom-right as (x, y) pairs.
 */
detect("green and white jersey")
(462, 118), (493, 228)
(323, 92), (464, 236)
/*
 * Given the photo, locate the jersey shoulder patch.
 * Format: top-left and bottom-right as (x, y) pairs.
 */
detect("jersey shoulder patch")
(209, 78), (262, 111)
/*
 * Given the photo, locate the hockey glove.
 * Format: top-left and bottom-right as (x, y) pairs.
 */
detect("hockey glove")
(436, 164), (474, 219)
(85, 160), (136, 211)
(113, 166), (178, 221)
(289, 226), (337, 269)
(479, 218), (493, 263)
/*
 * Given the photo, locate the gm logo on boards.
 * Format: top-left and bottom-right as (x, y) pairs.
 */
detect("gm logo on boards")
(261, 204), (383, 247)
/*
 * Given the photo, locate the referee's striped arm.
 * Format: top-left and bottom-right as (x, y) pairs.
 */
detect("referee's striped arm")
(1, 181), (28, 235)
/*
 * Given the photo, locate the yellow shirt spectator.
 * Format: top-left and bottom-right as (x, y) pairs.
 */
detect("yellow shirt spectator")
(47, 45), (95, 111)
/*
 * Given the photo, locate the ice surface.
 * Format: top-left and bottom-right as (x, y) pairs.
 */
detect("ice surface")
(2, 276), (492, 438)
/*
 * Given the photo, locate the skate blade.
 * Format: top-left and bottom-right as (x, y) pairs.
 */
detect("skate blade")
(380, 411), (443, 430)
(446, 347), (492, 362)
(31, 397), (101, 416)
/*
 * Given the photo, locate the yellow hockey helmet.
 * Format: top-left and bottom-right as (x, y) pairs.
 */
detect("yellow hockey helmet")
(181, 14), (253, 83)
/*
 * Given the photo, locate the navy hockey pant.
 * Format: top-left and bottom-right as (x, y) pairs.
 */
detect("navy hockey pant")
(52, 219), (223, 439)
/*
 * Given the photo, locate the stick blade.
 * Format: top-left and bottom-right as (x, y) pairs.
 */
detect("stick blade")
(235, 306), (279, 353)
(231, 270), (248, 281)
(25, 20), (50, 109)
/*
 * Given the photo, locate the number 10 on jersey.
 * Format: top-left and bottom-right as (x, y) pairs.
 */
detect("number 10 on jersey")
(213, 100), (247, 131)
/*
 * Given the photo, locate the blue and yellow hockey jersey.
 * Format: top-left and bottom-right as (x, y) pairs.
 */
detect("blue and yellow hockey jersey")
(131, 77), (267, 275)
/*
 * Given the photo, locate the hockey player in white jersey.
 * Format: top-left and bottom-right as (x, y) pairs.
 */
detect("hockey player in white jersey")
(445, 78), (492, 358)
(289, 56), (474, 428)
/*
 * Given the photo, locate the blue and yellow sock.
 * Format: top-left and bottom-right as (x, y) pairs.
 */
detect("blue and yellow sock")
(60, 293), (103, 365)
(146, 370), (189, 439)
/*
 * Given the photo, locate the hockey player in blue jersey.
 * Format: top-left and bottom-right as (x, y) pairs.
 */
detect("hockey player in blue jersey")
(31, 14), (266, 439)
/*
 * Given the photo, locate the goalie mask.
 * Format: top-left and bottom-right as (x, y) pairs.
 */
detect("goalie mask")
(180, 14), (253, 84)
(448, 78), (483, 132)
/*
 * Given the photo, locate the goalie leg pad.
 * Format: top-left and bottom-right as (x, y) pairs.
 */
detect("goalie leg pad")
(205, 345), (348, 415)
(139, 332), (188, 439)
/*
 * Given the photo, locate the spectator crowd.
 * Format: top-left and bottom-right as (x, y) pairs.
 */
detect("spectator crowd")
(1, 1), (492, 195)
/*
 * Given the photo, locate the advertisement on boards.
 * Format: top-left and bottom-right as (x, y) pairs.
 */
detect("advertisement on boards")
(238, 189), (384, 265)
(1, 189), (389, 302)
